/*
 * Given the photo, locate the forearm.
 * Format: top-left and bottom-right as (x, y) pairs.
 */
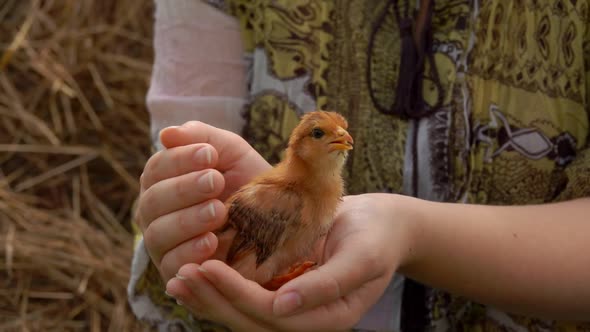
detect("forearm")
(395, 195), (590, 320)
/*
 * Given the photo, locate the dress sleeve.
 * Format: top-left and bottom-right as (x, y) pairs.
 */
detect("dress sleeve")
(127, 1), (243, 330)
(147, 0), (248, 150)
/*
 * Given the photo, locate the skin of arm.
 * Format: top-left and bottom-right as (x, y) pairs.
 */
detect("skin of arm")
(393, 194), (590, 321)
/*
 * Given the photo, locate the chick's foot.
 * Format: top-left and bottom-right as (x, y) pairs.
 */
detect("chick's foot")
(262, 261), (317, 291)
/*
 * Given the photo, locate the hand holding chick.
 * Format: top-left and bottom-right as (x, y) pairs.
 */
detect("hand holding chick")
(148, 118), (406, 331)
(137, 121), (271, 281)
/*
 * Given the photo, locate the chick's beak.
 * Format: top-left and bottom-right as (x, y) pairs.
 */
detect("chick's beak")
(329, 131), (354, 152)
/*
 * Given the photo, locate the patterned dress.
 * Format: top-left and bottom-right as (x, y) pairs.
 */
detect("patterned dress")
(129, 0), (590, 331)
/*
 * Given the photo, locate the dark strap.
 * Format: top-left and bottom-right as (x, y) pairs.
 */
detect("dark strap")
(367, 0), (443, 119)
(400, 278), (429, 331)
(396, 1), (435, 330)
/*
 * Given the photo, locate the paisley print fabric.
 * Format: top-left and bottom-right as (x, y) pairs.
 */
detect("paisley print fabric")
(130, 0), (590, 331)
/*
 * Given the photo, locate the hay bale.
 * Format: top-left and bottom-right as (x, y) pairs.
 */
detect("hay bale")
(1, 0), (155, 330)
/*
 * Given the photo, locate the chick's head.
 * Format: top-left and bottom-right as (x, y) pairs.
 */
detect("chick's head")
(287, 111), (354, 169)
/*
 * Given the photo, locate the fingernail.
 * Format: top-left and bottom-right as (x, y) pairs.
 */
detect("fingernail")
(175, 273), (187, 281)
(176, 299), (184, 306)
(207, 202), (216, 218)
(160, 126), (179, 138)
(273, 291), (302, 316)
(197, 172), (215, 193)
(199, 202), (216, 222)
(194, 234), (211, 251)
(165, 291), (173, 297)
(161, 126), (179, 134)
(195, 147), (212, 165)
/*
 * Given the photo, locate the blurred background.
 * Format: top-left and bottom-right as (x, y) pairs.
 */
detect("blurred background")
(1, 1), (155, 330)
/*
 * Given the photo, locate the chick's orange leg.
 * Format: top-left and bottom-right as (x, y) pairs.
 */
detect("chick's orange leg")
(262, 261), (317, 291)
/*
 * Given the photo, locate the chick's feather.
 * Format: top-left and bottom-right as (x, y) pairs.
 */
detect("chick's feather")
(224, 182), (302, 267)
(216, 111), (353, 287)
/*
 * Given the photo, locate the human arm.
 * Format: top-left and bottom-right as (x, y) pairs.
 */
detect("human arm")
(400, 194), (590, 320)
(166, 190), (590, 331)
(147, 118), (590, 329)
(280, 192), (590, 322)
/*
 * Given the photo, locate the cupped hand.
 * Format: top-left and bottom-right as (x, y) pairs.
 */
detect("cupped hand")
(137, 121), (271, 281)
(166, 193), (412, 331)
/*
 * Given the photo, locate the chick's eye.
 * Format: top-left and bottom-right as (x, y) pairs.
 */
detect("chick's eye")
(311, 128), (325, 139)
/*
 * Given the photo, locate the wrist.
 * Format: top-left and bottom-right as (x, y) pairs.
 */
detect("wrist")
(382, 194), (429, 274)
(356, 193), (424, 273)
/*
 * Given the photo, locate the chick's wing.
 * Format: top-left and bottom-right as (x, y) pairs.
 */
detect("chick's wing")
(224, 183), (303, 267)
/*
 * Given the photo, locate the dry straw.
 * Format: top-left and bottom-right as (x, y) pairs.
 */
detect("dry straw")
(1, 0), (155, 330)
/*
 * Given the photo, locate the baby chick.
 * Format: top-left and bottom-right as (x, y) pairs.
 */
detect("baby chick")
(216, 111), (353, 290)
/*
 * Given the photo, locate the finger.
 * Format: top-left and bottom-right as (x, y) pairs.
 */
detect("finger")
(159, 122), (272, 202)
(159, 232), (217, 281)
(160, 122), (250, 171)
(141, 143), (218, 191)
(170, 264), (273, 332)
(160, 121), (240, 150)
(144, 199), (226, 264)
(138, 169), (225, 229)
(273, 240), (384, 317)
(165, 276), (196, 308)
(198, 260), (361, 331)
(199, 260), (274, 316)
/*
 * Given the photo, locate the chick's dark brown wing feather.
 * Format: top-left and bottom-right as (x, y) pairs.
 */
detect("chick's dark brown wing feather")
(223, 187), (302, 267)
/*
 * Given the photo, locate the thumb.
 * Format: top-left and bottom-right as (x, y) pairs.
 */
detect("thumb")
(272, 240), (383, 317)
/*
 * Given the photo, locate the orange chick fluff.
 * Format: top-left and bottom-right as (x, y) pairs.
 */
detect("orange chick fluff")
(216, 111), (354, 290)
